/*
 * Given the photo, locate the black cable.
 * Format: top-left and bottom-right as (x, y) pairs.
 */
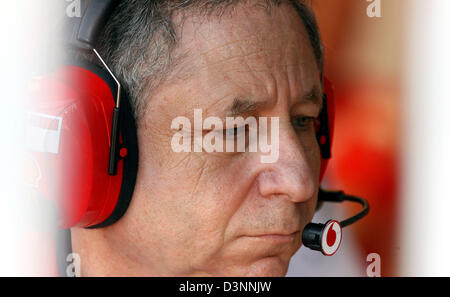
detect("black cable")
(318, 188), (370, 228)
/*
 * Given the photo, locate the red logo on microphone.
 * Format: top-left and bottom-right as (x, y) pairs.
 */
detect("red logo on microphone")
(321, 220), (342, 256)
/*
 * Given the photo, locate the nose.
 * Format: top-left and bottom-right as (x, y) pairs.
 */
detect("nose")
(256, 121), (317, 203)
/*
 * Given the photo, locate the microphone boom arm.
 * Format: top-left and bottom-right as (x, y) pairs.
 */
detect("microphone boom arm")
(301, 188), (370, 255)
(318, 188), (370, 228)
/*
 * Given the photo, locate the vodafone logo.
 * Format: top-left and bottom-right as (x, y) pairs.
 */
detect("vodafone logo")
(321, 220), (342, 256)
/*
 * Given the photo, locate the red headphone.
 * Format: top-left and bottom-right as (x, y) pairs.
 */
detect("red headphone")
(25, 0), (335, 230)
(27, 61), (138, 228)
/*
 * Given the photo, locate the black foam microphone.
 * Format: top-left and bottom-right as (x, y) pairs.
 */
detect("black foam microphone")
(302, 188), (369, 256)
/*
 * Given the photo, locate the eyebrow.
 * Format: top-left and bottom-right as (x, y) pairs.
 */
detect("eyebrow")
(300, 85), (323, 110)
(227, 97), (265, 117)
(226, 85), (323, 116)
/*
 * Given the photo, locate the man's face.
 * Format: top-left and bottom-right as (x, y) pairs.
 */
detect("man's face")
(112, 3), (322, 276)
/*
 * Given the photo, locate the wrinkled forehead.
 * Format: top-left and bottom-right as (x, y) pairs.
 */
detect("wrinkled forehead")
(168, 2), (319, 86)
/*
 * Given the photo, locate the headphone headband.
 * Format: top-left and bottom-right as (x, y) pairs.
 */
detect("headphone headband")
(69, 0), (117, 51)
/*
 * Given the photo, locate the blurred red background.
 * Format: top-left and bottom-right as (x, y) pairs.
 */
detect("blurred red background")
(313, 0), (404, 276)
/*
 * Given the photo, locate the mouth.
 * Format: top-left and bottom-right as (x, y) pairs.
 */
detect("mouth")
(243, 231), (300, 244)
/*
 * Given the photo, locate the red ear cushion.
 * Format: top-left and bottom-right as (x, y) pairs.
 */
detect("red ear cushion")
(319, 77), (335, 182)
(27, 65), (123, 228)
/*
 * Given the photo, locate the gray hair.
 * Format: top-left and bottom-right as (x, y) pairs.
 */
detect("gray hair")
(95, 0), (323, 122)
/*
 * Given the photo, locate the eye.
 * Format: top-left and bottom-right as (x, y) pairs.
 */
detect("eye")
(292, 116), (318, 131)
(224, 125), (246, 139)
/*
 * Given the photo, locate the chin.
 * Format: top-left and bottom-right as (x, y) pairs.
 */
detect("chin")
(219, 256), (290, 277)
(247, 256), (290, 276)
(200, 241), (299, 276)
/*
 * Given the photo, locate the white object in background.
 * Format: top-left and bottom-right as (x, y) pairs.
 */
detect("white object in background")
(400, 0), (450, 276)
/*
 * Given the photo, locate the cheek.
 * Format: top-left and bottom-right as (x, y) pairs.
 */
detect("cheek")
(308, 126), (323, 161)
(302, 132), (322, 182)
(304, 135), (321, 221)
(137, 111), (244, 221)
(134, 142), (245, 255)
(310, 142), (321, 183)
(168, 162), (249, 267)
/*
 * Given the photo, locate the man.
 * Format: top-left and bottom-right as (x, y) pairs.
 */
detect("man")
(71, 0), (324, 276)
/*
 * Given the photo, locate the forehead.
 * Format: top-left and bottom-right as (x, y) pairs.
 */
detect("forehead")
(166, 3), (320, 110)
